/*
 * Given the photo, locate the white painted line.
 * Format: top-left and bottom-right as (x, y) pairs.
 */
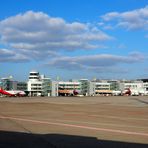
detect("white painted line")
(0, 116), (148, 137)
(66, 113), (148, 121)
(90, 114), (148, 121)
(50, 119), (148, 129)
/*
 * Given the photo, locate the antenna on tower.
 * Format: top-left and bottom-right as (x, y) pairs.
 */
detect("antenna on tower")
(56, 76), (60, 81)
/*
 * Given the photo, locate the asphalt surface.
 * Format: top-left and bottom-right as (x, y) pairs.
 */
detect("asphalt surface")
(0, 96), (148, 148)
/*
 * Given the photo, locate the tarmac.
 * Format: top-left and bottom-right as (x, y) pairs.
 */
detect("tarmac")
(0, 96), (148, 148)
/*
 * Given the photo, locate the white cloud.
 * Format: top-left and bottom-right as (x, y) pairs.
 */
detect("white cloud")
(102, 12), (120, 21)
(0, 48), (29, 62)
(101, 5), (148, 30)
(0, 11), (112, 54)
(47, 53), (145, 73)
(0, 48), (14, 57)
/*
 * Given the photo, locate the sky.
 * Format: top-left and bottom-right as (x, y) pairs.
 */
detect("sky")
(0, 0), (148, 81)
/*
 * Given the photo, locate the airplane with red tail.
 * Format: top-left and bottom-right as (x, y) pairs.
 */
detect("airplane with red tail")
(0, 88), (26, 97)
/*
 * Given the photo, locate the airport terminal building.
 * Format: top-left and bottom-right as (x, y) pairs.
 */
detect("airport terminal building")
(1, 71), (148, 97)
(26, 71), (148, 97)
(27, 71), (148, 97)
(27, 71), (51, 96)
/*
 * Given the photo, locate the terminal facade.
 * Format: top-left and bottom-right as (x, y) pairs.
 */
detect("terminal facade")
(1, 71), (148, 97)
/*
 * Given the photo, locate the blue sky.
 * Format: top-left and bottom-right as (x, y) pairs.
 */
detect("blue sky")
(0, 0), (148, 81)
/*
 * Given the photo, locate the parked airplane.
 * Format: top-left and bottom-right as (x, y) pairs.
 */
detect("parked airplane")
(122, 88), (131, 96)
(0, 88), (26, 97)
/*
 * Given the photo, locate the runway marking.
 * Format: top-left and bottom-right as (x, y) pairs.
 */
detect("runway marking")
(0, 116), (148, 137)
(65, 113), (148, 121)
(50, 119), (148, 129)
(90, 114), (148, 121)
